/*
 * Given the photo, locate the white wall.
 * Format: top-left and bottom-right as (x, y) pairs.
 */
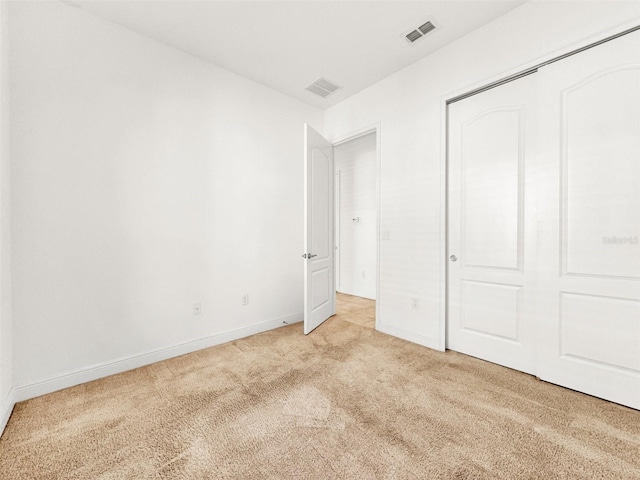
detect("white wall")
(335, 133), (376, 299)
(10, 1), (322, 396)
(0, 0), (13, 433)
(324, 1), (640, 349)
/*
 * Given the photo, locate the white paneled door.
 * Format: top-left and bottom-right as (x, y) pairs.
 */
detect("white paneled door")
(448, 28), (640, 409)
(303, 124), (335, 334)
(536, 30), (640, 409)
(448, 74), (537, 375)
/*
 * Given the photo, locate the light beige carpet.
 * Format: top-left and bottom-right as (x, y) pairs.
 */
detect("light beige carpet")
(1, 314), (639, 479)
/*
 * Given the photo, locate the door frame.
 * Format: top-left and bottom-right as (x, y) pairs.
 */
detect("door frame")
(439, 20), (640, 352)
(331, 122), (381, 330)
(334, 169), (341, 292)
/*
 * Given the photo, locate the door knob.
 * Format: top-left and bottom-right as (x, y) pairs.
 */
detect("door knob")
(450, 255), (457, 262)
(302, 253), (318, 259)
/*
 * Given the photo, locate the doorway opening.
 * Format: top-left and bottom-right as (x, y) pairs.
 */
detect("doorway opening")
(333, 130), (378, 329)
(302, 123), (380, 335)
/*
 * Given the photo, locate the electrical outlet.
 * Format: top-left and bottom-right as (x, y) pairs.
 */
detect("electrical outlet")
(411, 297), (419, 309)
(193, 302), (202, 315)
(242, 294), (249, 306)
(361, 271), (366, 279)
(382, 230), (390, 240)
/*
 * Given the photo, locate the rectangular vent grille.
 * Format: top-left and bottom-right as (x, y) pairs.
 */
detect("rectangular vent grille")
(405, 20), (436, 43)
(405, 30), (422, 43)
(305, 77), (341, 98)
(419, 21), (435, 35)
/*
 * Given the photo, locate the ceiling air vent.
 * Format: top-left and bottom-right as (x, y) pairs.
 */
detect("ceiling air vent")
(405, 30), (423, 43)
(305, 77), (341, 98)
(405, 20), (436, 43)
(419, 21), (436, 35)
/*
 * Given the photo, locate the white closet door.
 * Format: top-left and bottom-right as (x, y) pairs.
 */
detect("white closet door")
(448, 74), (537, 374)
(536, 30), (640, 409)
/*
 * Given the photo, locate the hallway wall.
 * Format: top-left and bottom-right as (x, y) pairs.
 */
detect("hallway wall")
(335, 133), (377, 300)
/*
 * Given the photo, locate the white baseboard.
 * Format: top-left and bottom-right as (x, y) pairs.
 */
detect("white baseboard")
(13, 313), (302, 403)
(0, 387), (16, 438)
(377, 323), (444, 352)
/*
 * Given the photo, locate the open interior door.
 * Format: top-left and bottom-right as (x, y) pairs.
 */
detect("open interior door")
(303, 124), (335, 334)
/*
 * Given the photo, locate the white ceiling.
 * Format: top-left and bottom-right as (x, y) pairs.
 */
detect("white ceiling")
(65, 0), (527, 109)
